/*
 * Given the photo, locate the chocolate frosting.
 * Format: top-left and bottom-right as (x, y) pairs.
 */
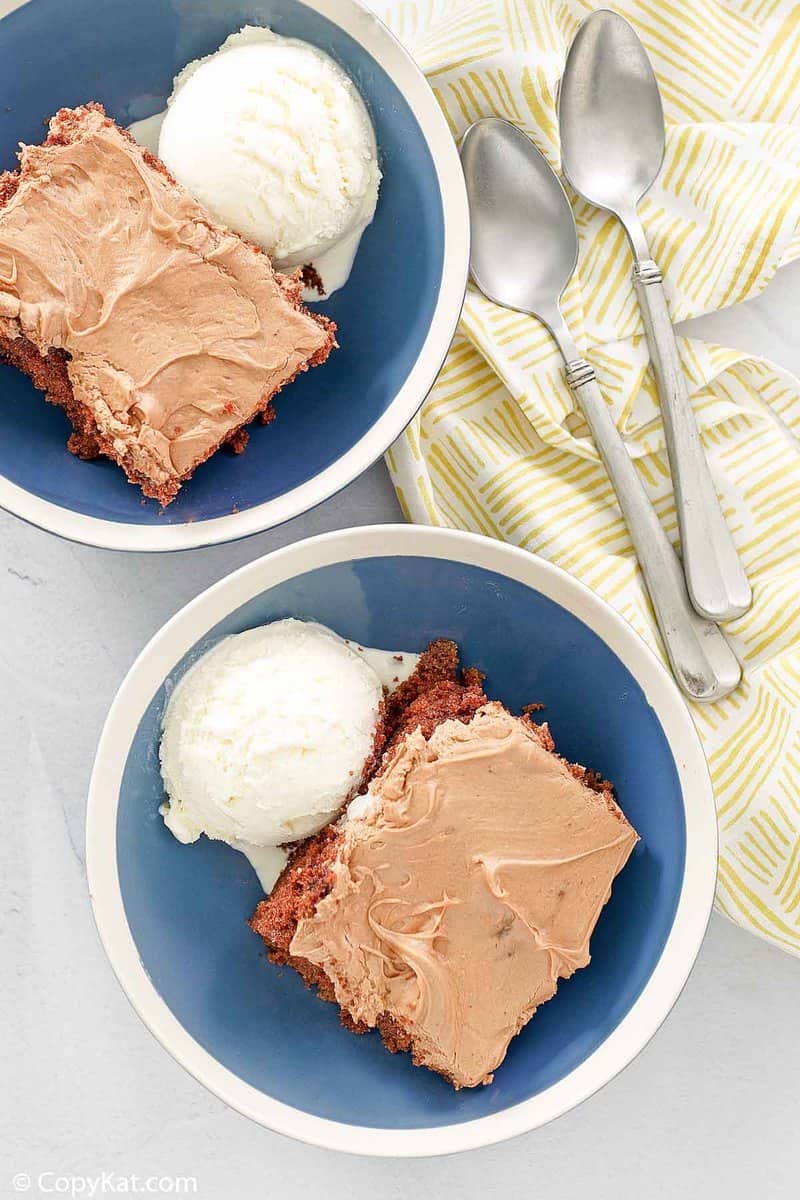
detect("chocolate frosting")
(290, 704), (639, 1088)
(0, 106), (332, 488)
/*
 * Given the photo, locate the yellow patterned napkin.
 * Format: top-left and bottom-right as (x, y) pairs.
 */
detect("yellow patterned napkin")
(375, 0), (800, 955)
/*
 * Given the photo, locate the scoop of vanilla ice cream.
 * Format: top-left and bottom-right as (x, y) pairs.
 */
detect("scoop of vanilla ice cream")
(159, 619), (385, 851)
(157, 26), (380, 284)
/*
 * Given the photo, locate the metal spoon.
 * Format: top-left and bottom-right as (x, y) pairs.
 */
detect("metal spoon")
(460, 118), (741, 702)
(558, 9), (751, 623)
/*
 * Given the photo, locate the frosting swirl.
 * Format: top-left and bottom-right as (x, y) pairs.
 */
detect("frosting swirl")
(0, 106), (332, 493)
(290, 704), (639, 1088)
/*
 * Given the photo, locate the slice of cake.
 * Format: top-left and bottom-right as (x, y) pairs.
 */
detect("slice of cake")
(0, 104), (336, 505)
(250, 644), (639, 1089)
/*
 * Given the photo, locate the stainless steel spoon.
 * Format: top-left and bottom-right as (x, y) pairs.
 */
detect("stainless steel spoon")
(558, 9), (751, 623)
(460, 117), (741, 702)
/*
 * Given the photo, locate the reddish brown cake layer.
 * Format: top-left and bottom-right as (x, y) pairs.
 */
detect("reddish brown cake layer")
(0, 104), (336, 505)
(250, 641), (637, 1088)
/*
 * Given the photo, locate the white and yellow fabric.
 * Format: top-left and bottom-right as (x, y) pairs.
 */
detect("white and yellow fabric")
(376, 0), (800, 955)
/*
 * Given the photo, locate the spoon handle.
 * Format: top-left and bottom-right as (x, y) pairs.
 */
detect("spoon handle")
(563, 357), (741, 702)
(632, 258), (751, 622)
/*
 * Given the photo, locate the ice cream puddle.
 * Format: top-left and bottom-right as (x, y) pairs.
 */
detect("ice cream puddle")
(343, 639), (420, 691)
(130, 26), (380, 300)
(127, 112), (165, 153)
(230, 843), (289, 894)
(159, 619), (418, 892)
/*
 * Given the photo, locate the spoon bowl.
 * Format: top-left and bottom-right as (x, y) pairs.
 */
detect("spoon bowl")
(461, 119), (576, 326)
(559, 9), (664, 227)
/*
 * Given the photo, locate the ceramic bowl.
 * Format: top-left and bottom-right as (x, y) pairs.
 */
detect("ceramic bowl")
(0, 0), (467, 549)
(86, 525), (716, 1155)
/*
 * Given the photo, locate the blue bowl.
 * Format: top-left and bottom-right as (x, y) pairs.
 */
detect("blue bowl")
(0, 0), (467, 550)
(87, 526), (716, 1155)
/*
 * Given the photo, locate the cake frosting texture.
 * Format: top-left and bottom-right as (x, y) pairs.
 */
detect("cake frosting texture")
(0, 104), (335, 502)
(289, 703), (639, 1088)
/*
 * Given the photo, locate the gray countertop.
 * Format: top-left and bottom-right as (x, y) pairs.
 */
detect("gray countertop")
(2, 57), (799, 1193)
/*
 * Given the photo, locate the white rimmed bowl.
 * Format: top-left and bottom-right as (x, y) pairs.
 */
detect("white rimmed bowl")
(0, 0), (468, 550)
(87, 525), (716, 1155)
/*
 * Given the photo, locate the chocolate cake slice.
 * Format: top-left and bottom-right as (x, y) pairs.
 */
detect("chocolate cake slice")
(0, 104), (336, 505)
(250, 642), (639, 1089)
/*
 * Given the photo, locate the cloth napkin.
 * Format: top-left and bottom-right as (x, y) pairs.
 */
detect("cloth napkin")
(374, 0), (800, 956)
